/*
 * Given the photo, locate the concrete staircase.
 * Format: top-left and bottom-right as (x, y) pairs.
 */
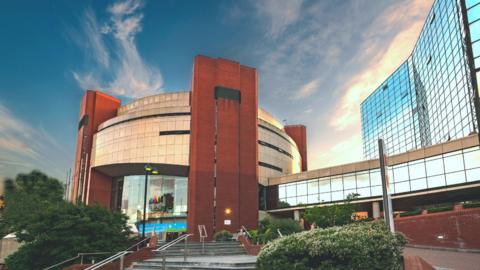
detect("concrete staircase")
(129, 241), (256, 270)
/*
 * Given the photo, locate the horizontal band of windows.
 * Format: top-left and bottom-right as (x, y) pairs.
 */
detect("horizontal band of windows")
(258, 124), (297, 149)
(159, 130), (190, 136)
(258, 140), (293, 158)
(259, 161), (283, 172)
(98, 112), (191, 132)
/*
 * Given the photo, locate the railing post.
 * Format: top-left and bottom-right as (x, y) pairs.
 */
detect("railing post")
(119, 254), (124, 270)
(162, 251), (166, 270)
(80, 254), (84, 265)
(184, 237), (188, 262)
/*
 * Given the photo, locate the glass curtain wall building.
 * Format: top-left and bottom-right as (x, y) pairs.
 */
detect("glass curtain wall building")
(361, 0), (480, 159)
(274, 136), (480, 208)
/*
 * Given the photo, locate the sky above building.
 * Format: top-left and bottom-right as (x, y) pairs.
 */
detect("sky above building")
(0, 0), (433, 182)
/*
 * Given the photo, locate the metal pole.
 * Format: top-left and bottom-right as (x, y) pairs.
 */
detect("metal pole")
(142, 172), (148, 240)
(119, 255), (124, 270)
(184, 237), (187, 262)
(378, 139), (395, 233)
(162, 252), (166, 270)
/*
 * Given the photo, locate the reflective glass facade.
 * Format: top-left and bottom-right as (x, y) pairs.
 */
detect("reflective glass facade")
(112, 174), (188, 231)
(362, 0), (479, 159)
(277, 146), (480, 208)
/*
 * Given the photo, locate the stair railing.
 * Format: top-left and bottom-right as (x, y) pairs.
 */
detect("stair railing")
(277, 229), (284, 238)
(155, 233), (193, 270)
(240, 225), (252, 239)
(198, 224), (207, 254)
(84, 237), (151, 270)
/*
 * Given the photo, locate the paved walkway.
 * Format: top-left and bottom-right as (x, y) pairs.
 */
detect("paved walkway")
(404, 247), (480, 270)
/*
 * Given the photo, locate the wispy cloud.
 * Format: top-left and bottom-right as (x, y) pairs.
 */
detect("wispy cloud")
(295, 79), (320, 100)
(250, 0), (433, 169)
(252, 0), (304, 38)
(330, 0), (432, 131)
(72, 0), (163, 98)
(0, 102), (70, 181)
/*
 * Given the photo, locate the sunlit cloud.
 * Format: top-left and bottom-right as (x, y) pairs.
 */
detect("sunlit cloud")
(72, 0), (163, 98)
(330, 0), (432, 131)
(0, 102), (69, 181)
(310, 134), (364, 169)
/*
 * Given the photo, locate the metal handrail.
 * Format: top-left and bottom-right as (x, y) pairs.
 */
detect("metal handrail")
(43, 252), (116, 270)
(84, 251), (130, 270)
(84, 237), (151, 270)
(277, 229), (284, 238)
(43, 255), (80, 270)
(126, 237), (151, 251)
(155, 233), (192, 270)
(154, 233), (192, 252)
(240, 225), (252, 239)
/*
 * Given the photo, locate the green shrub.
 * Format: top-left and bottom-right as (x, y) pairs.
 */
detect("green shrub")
(257, 222), (406, 270)
(463, 202), (480, 209)
(427, 205), (453, 213)
(256, 217), (302, 244)
(214, 230), (233, 241)
(399, 209), (422, 217)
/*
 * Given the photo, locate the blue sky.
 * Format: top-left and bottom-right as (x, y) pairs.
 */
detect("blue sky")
(0, 0), (433, 182)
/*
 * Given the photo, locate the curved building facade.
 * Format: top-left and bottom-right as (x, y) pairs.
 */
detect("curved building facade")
(71, 56), (306, 240)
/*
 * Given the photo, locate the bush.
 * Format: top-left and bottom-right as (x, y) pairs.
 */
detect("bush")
(303, 193), (359, 228)
(214, 230), (233, 241)
(256, 217), (302, 244)
(427, 205), (453, 213)
(399, 209), (422, 217)
(257, 222), (406, 270)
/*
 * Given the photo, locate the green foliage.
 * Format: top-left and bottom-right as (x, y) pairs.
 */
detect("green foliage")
(303, 193), (359, 228)
(427, 205), (453, 213)
(3, 171), (133, 270)
(277, 201), (290, 208)
(214, 230), (233, 241)
(257, 222), (406, 270)
(254, 217), (302, 244)
(399, 209), (422, 217)
(464, 202), (480, 209)
(3, 171), (64, 242)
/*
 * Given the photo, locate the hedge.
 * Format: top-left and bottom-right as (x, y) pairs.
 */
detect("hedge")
(427, 205), (453, 213)
(399, 209), (422, 217)
(257, 221), (406, 270)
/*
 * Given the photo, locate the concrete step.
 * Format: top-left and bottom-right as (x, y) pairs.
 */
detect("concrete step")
(154, 250), (247, 257)
(130, 260), (256, 270)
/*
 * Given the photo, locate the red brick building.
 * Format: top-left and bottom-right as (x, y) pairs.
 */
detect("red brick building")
(70, 56), (306, 240)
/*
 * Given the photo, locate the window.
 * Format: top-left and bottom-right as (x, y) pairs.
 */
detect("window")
(426, 158), (444, 176)
(443, 154), (464, 173)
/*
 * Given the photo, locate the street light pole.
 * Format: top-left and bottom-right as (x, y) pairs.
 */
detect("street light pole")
(142, 169), (149, 240)
(142, 164), (158, 240)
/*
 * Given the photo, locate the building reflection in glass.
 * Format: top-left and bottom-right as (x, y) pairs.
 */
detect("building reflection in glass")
(113, 175), (188, 234)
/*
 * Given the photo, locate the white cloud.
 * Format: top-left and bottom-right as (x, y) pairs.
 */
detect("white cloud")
(311, 134), (364, 168)
(329, 0), (432, 131)
(295, 79), (320, 100)
(252, 0), (304, 38)
(73, 0), (163, 98)
(0, 102), (69, 181)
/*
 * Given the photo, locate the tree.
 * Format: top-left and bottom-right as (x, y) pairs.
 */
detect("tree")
(254, 217), (302, 244)
(303, 193), (360, 228)
(3, 171), (64, 242)
(3, 171), (133, 270)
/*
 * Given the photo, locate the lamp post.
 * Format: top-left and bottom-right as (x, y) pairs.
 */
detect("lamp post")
(142, 164), (158, 240)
